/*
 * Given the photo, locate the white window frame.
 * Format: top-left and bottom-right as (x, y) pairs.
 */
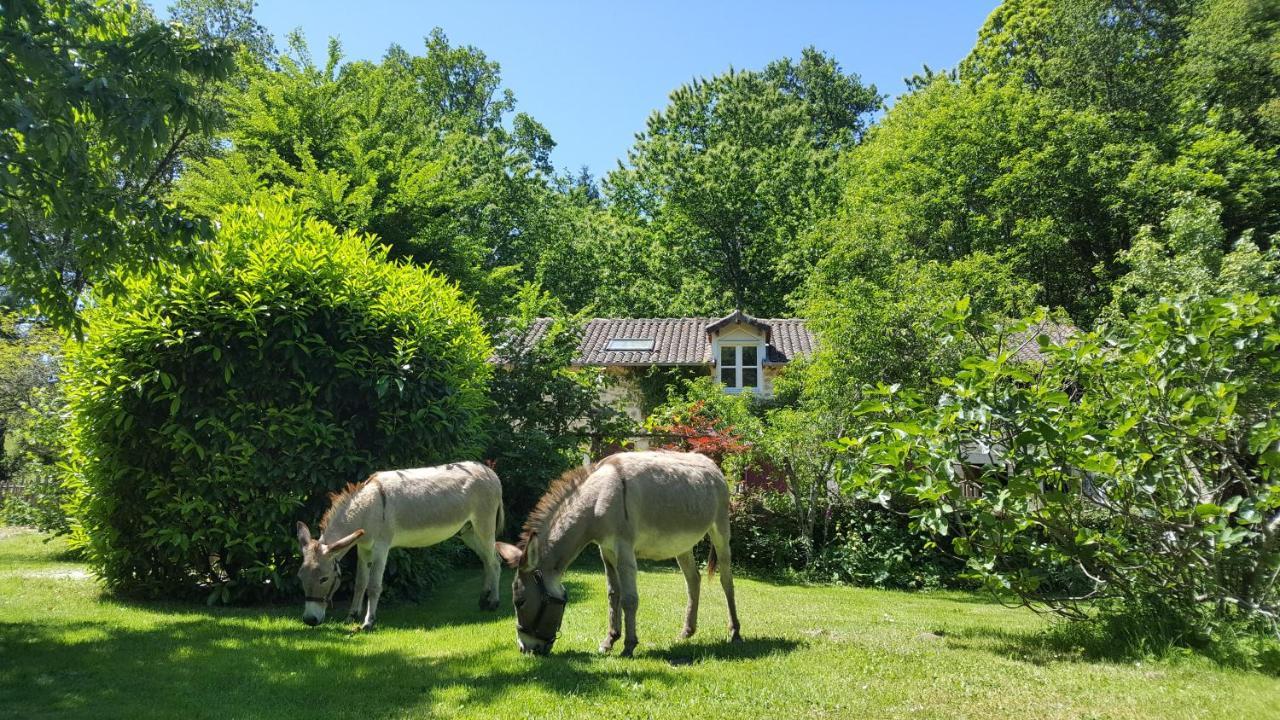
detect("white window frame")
(716, 342), (763, 394)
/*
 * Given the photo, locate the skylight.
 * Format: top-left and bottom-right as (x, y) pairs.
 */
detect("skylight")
(605, 338), (655, 351)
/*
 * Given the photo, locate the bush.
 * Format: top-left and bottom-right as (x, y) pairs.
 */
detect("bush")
(847, 295), (1280, 666)
(63, 197), (491, 602)
(727, 492), (807, 576)
(808, 500), (962, 590)
(0, 385), (71, 535)
(728, 491), (961, 589)
(645, 376), (762, 477)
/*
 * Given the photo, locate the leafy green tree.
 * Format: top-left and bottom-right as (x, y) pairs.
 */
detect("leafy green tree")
(606, 49), (882, 316)
(485, 286), (632, 524)
(814, 71), (1276, 324)
(845, 295), (1280, 664)
(754, 406), (845, 565)
(799, 237), (1040, 419)
(812, 78), (1134, 321)
(1105, 193), (1279, 320)
(0, 0), (234, 333)
(166, 0), (274, 62)
(1178, 0), (1280, 144)
(962, 0), (1194, 130)
(62, 197), (491, 601)
(177, 30), (558, 317)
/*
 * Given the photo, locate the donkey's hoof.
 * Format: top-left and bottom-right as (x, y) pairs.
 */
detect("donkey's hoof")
(599, 631), (621, 654)
(360, 622), (376, 633)
(678, 627), (696, 640)
(479, 597), (500, 612)
(729, 632), (743, 644)
(620, 644), (637, 658)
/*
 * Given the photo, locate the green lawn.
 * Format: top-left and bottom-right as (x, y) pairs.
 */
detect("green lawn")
(1, 528), (1277, 720)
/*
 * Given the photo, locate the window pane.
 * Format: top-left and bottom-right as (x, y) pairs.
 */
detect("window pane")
(742, 368), (758, 388)
(720, 367), (736, 386)
(605, 338), (654, 351)
(742, 345), (758, 366)
(720, 345), (735, 367)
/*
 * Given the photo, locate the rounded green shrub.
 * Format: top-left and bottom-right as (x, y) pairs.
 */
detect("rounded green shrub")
(64, 197), (491, 602)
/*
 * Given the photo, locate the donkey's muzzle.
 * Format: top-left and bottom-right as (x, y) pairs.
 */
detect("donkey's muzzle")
(303, 615), (321, 627)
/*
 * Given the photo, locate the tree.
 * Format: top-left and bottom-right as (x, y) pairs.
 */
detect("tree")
(1177, 0), (1280, 144)
(755, 406), (844, 566)
(166, 0), (274, 63)
(813, 68), (1277, 325)
(606, 49), (882, 316)
(799, 239), (1040, 420)
(962, 0), (1194, 130)
(485, 286), (632, 523)
(177, 30), (560, 318)
(1104, 193), (1279, 320)
(0, 0), (234, 333)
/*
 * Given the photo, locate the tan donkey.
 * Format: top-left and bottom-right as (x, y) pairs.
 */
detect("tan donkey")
(296, 461), (504, 630)
(496, 450), (742, 656)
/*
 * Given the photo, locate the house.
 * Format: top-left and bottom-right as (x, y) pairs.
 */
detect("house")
(516, 310), (816, 423)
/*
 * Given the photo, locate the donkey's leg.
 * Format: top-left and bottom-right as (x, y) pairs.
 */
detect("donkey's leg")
(361, 543), (390, 632)
(709, 520), (742, 643)
(614, 542), (641, 657)
(459, 524), (500, 611)
(348, 544), (372, 622)
(598, 547), (622, 653)
(675, 550), (701, 639)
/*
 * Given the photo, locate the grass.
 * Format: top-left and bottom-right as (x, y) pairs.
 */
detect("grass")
(2, 528), (1277, 720)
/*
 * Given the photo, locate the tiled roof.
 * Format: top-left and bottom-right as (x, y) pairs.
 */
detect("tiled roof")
(504, 316), (816, 367)
(1005, 319), (1076, 363)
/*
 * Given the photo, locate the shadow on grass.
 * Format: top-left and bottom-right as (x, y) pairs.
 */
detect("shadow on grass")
(653, 635), (804, 665)
(0, 614), (683, 720)
(943, 625), (1280, 677)
(96, 566), (547, 634)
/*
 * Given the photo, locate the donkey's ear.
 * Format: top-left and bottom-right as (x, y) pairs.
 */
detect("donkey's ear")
(521, 535), (539, 569)
(495, 541), (523, 569)
(323, 529), (365, 555)
(296, 521), (312, 548)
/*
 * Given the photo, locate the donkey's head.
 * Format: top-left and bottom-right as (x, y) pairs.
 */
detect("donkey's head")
(496, 537), (567, 655)
(295, 521), (364, 626)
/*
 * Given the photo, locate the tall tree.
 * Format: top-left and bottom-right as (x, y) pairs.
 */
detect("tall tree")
(166, 0), (274, 62)
(1177, 0), (1280, 144)
(962, 0), (1195, 130)
(177, 30), (559, 318)
(606, 48), (882, 316)
(0, 0), (234, 332)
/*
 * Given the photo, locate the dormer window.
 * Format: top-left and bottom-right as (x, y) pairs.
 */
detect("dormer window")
(719, 343), (760, 392)
(605, 338), (655, 351)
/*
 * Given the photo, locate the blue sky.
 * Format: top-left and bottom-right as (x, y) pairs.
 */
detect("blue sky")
(252, 1), (1000, 176)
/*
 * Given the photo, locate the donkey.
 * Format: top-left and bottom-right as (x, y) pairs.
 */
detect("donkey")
(296, 461), (504, 630)
(495, 451), (741, 656)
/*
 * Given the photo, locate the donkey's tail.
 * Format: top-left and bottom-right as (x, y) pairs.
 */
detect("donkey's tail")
(707, 543), (718, 578)
(496, 501), (505, 536)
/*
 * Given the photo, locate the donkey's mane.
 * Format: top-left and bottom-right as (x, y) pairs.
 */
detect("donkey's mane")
(320, 474), (376, 532)
(519, 464), (595, 547)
